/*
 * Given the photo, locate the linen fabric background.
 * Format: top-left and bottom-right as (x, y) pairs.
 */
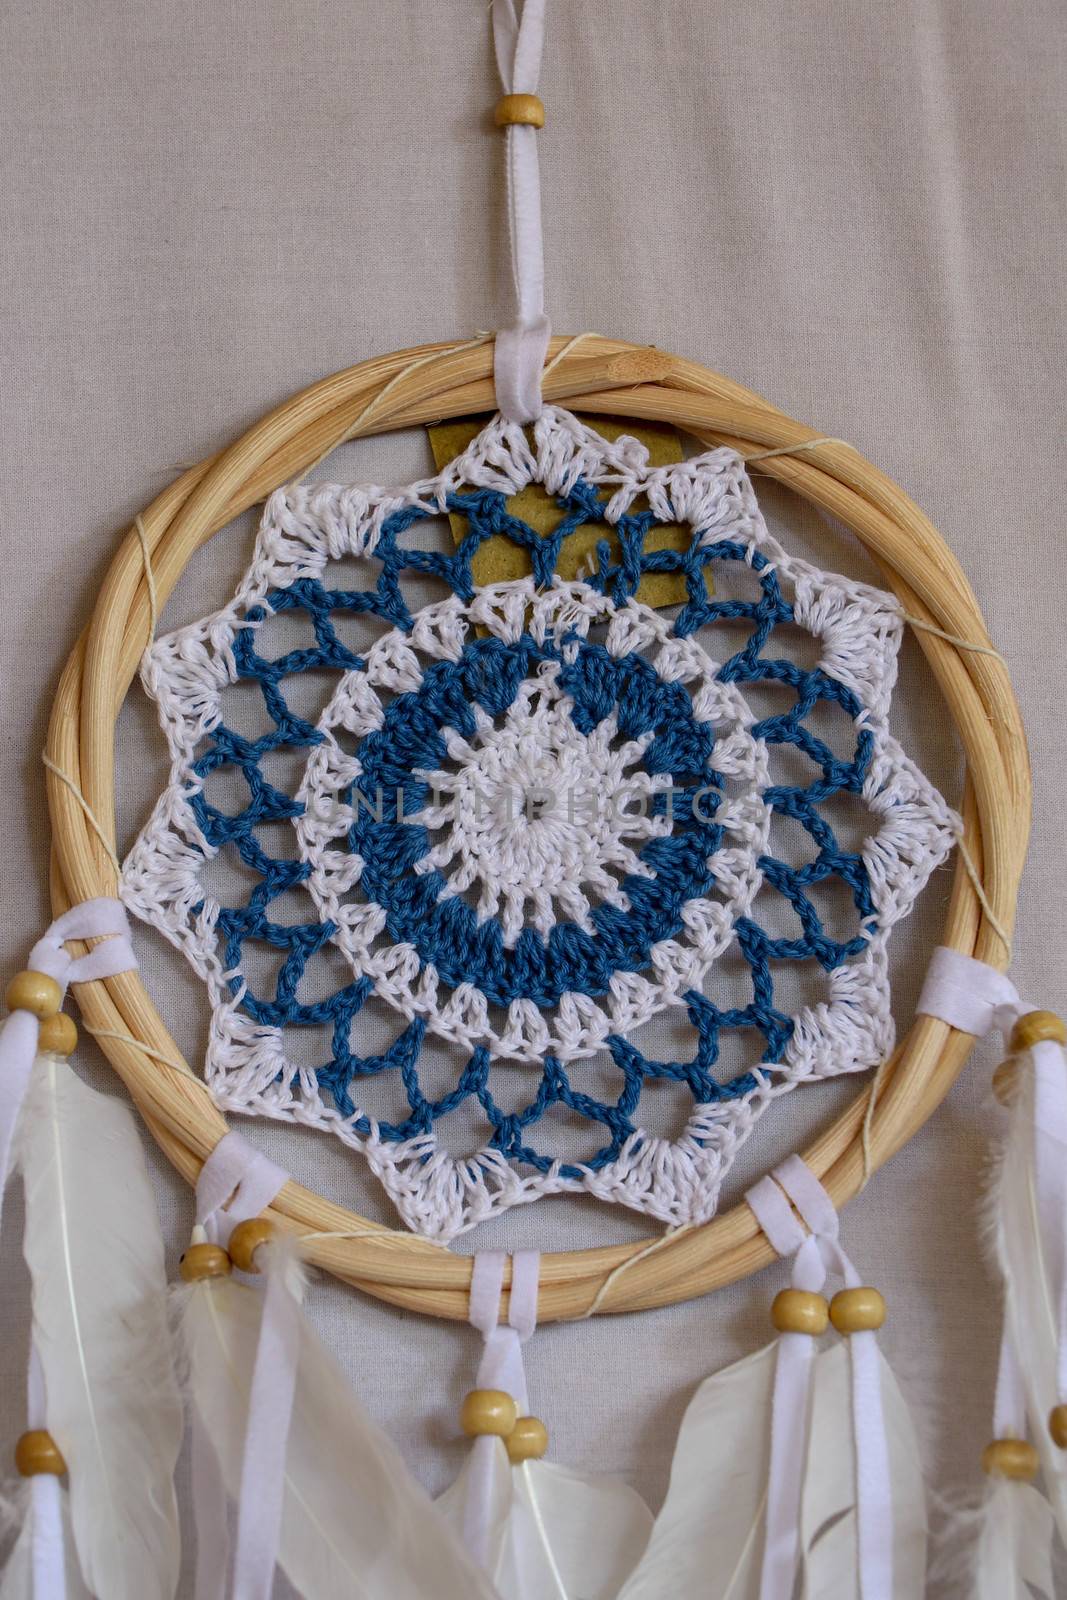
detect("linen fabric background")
(1, 2), (1064, 1593)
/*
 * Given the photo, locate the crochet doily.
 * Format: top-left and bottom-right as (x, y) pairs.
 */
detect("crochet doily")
(123, 408), (956, 1238)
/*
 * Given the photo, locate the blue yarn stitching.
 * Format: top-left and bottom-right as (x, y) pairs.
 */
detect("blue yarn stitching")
(186, 478), (875, 1177)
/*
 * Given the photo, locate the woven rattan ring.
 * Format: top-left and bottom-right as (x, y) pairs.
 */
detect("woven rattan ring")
(45, 335), (1029, 1323)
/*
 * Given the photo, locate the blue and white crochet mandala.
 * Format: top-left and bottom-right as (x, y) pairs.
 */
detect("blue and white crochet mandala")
(123, 408), (956, 1239)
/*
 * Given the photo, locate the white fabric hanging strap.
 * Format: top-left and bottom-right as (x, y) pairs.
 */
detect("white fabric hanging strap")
(195, 1129), (290, 1246)
(492, 0), (551, 423)
(748, 1156), (894, 1600)
(0, 898), (137, 1233)
(747, 1175), (822, 1600)
(194, 1133), (291, 1600)
(774, 1157), (894, 1600)
(917, 945), (1023, 1038)
(993, 1318), (1030, 1441)
(920, 945), (1067, 1403)
(27, 1343), (66, 1600)
(463, 1249), (541, 1569)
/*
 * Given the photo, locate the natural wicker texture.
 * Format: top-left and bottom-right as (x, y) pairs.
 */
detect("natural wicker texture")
(45, 335), (1029, 1323)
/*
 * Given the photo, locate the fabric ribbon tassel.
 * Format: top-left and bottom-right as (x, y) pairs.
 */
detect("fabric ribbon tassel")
(179, 1133), (500, 1600)
(917, 947), (1067, 1578)
(0, 902), (182, 1600)
(990, 1009), (1067, 1541)
(618, 1156), (926, 1600)
(959, 1324), (1056, 1599)
(436, 1251), (653, 1600)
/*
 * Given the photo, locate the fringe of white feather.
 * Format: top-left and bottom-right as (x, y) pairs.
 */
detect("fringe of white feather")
(6, 1026), (1067, 1598)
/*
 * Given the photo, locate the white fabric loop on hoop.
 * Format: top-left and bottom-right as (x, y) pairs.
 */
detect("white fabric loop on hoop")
(918, 945), (1023, 1037)
(492, 0), (551, 422)
(463, 1250), (541, 1569)
(195, 1129), (289, 1246)
(27, 897), (137, 990)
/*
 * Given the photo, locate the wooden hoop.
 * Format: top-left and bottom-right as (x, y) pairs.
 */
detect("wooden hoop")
(45, 335), (1030, 1323)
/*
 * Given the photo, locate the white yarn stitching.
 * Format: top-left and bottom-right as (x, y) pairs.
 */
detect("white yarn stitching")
(122, 407), (957, 1240)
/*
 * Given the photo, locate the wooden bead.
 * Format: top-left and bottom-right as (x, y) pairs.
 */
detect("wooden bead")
(506, 1415), (549, 1463)
(981, 1437), (1040, 1480)
(771, 1288), (829, 1335)
(180, 1242), (232, 1282)
(1011, 1010), (1067, 1052)
(38, 1012), (79, 1057)
(6, 970), (62, 1020)
(228, 1217), (276, 1273)
(1049, 1405), (1067, 1449)
(15, 1430), (66, 1477)
(992, 1057), (1018, 1106)
(494, 93), (545, 129)
(829, 1287), (886, 1333)
(460, 1389), (518, 1439)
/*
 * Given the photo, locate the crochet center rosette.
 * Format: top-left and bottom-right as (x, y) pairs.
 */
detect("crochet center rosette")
(123, 407), (956, 1240)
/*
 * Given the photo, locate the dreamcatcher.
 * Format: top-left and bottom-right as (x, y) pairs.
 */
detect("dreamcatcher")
(1, 4), (1061, 1598)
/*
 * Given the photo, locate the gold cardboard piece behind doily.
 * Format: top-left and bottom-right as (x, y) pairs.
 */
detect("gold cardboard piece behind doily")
(427, 413), (699, 607)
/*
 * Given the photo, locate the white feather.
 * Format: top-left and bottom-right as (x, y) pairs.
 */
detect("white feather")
(178, 1269), (499, 1600)
(617, 1341), (778, 1599)
(972, 1479), (1055, 1599)
(437, 1446), (652, 1599)
(990, 1065), (1067, 1539)
(618, 1339), (926, 1600)
(15, 1055), (182, 1600)
(799, 1341), (927, 1598)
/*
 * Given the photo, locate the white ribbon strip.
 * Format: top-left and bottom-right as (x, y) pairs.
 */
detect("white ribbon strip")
(229, 1252), (303, 1600)
(0, 899), (137, 1235)
(463, 1249), (541, 1570)
(195, 1130), (290, 1248)
(27, 1344), (66, 1600)
(1032, 1041), (1067, 1403)
(917, 945), (1022, 1038)
(748, 1156), (894, 1600)
(492, 0), (551, 423)
(747, 1176), (821, 1600)
(993, 1318), (1030, 1440)
(193, 1133), (290, 1600)
(190, 1405), (228, 1600)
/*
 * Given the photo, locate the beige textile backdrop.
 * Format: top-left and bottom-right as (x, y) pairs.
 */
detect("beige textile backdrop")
(1, 1), (1065, 1593)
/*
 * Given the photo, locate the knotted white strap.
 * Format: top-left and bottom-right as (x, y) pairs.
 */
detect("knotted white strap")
(195, 1129), (289, 1247)
(920, 946), (1067, 1406)
(748, 1156), (894, 1600)
(463, 1250), (541, 1569)
(193, 1133), (290, 1600)
(0, 905), (137, 1600)
(747, 1174), (821, 1600)
(918, 946), (1022, 1038)
(27, 1344), (66, 1600)
(492, 0), (551, 423)
(0, 899), (137, 1232)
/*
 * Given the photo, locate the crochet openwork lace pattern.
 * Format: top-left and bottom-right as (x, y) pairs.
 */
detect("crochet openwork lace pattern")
(124, 408), (956, 1238)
